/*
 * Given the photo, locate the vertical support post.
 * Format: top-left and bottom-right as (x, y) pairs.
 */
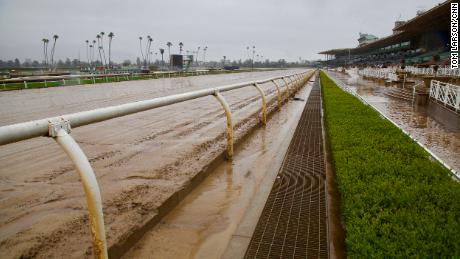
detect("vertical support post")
(44, 80), (48, 88)
(48, 120), (108, 259)
(282, 77), (291, 98)
(92, 77), (96, 84)
(62, 79), (66, 86)
(455, 86), (460, 112)
(105, 77), (108, 83)
(271, 79), (282, 110)
(253, 83), (267, 125)
(213, 91), (233, 159)
(78, 78), (81, 85)
(24, 81), (28, 89)
(3, 81), (6, 89)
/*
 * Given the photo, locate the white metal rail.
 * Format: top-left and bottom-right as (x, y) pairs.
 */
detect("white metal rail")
(358, 68), (398, 81)
(430, 80), (460, 112)
(0, 70), (313, 258)
(0, 70), (221, 90)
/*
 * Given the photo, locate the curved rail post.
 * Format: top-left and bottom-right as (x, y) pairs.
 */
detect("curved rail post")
(270, 79), (282, 110)
(282, 77), (291, 98)
(253, 83), (267, 125)
(213, 91), (234, 159)
(49, 120), (108, 259)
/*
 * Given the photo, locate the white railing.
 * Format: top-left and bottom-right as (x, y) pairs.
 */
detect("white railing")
(0, 70), (313, 258)
(0, 70), (233, 90)
(405, 66), (460, 77)
(430, 80), (460, 112)
(358, 68), (398, 81)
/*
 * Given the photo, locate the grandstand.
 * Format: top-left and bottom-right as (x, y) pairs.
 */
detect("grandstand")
(319, 0), (451, 67)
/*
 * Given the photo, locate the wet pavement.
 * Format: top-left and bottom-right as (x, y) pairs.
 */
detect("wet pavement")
(327, 71), (460, 174)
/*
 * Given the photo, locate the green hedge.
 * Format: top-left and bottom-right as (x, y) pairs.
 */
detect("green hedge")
(320, 71), (460, 257)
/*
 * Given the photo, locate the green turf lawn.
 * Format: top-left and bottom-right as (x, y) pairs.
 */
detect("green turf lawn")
(320, 71), (460, 257)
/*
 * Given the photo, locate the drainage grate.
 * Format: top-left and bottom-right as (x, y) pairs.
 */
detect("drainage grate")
(244, 73), (328, 259)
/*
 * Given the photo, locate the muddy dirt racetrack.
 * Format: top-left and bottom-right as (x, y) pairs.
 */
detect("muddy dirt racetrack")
(0, 69), (309, 258)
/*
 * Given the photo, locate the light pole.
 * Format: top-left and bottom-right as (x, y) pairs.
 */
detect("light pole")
(196, 47), (201, 67)
(252, 45), (255, 71)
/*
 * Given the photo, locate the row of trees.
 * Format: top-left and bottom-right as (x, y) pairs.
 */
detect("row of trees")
(41, 35), (59, 70)
(84, 32), (115, 69)
(0, 57), (312, 69)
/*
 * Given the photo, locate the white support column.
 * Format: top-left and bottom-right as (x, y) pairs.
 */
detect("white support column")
(282, 77), (291, 98)
(271, 79), (282, 110)
(213, 91), (233, 159)
(253, 83), (267, 125)
(49, 120), (108, 259)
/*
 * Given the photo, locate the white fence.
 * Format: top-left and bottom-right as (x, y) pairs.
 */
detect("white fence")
(358, 68), (398, 81)
(430, 80), (460, 112)
(405, 66), (460, 77)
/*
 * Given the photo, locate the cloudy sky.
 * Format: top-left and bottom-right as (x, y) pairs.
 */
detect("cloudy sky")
(0, 0), (443, 63)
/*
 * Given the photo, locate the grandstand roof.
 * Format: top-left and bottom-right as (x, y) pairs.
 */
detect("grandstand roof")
(319, 0), (451, 56)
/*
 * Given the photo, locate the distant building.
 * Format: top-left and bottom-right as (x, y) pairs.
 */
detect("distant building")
(319, 0), (452, 67)
(358, 33), (378, 47)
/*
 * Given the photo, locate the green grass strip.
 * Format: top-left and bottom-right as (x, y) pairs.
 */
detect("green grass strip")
(320, 71), (460, 257)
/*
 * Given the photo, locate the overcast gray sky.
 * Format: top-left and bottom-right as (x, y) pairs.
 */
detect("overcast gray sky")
(0, 0), (443, 63)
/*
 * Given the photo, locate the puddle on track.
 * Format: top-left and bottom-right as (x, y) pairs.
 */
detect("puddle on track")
(122, 80), (315, 259)
(329, 71), (460, 173)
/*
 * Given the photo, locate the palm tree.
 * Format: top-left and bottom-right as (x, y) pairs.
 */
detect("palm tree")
(159, 48), (165, 67)
(252, 45), (256, 70)
(139, 36), (145, 66)
(146, 36), (153, 65)
(92, 40), (96, 67)
(100, 32), (107, 67)
(96, 34), (104, 68)
(166, 42), (172, 66)
(42, 38), (49, 68)
(108, 32), (114, 68)
(89, 44), (93, 68)
(85, 40), (89, 67)
(50, 35), (59, 70)
(179, 42), (184, 54)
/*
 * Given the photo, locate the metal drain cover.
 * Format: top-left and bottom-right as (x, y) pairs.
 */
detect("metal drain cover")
(244, 74), (328, 259)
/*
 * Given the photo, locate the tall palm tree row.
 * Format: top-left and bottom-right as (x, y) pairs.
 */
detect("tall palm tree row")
(99, 32), (107, 67)
(96, 34), (104, 68)
(50, 35), (59, 70)
(145, 36), (153, 65)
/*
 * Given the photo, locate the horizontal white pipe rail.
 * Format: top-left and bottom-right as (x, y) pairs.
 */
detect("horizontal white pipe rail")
(405, 66), (460, 77)
(430, 80), (460, 112)
(0, 70), (214, 85)
(324, 70), (460, 180)
(0, 72), (308, 145)
(0, 70), (312, 258)
(358, 68), (398, 81)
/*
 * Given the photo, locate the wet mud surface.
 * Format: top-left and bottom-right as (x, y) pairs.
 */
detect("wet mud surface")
(0, 69), (308, 258)
(329, 71), (460, 174)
